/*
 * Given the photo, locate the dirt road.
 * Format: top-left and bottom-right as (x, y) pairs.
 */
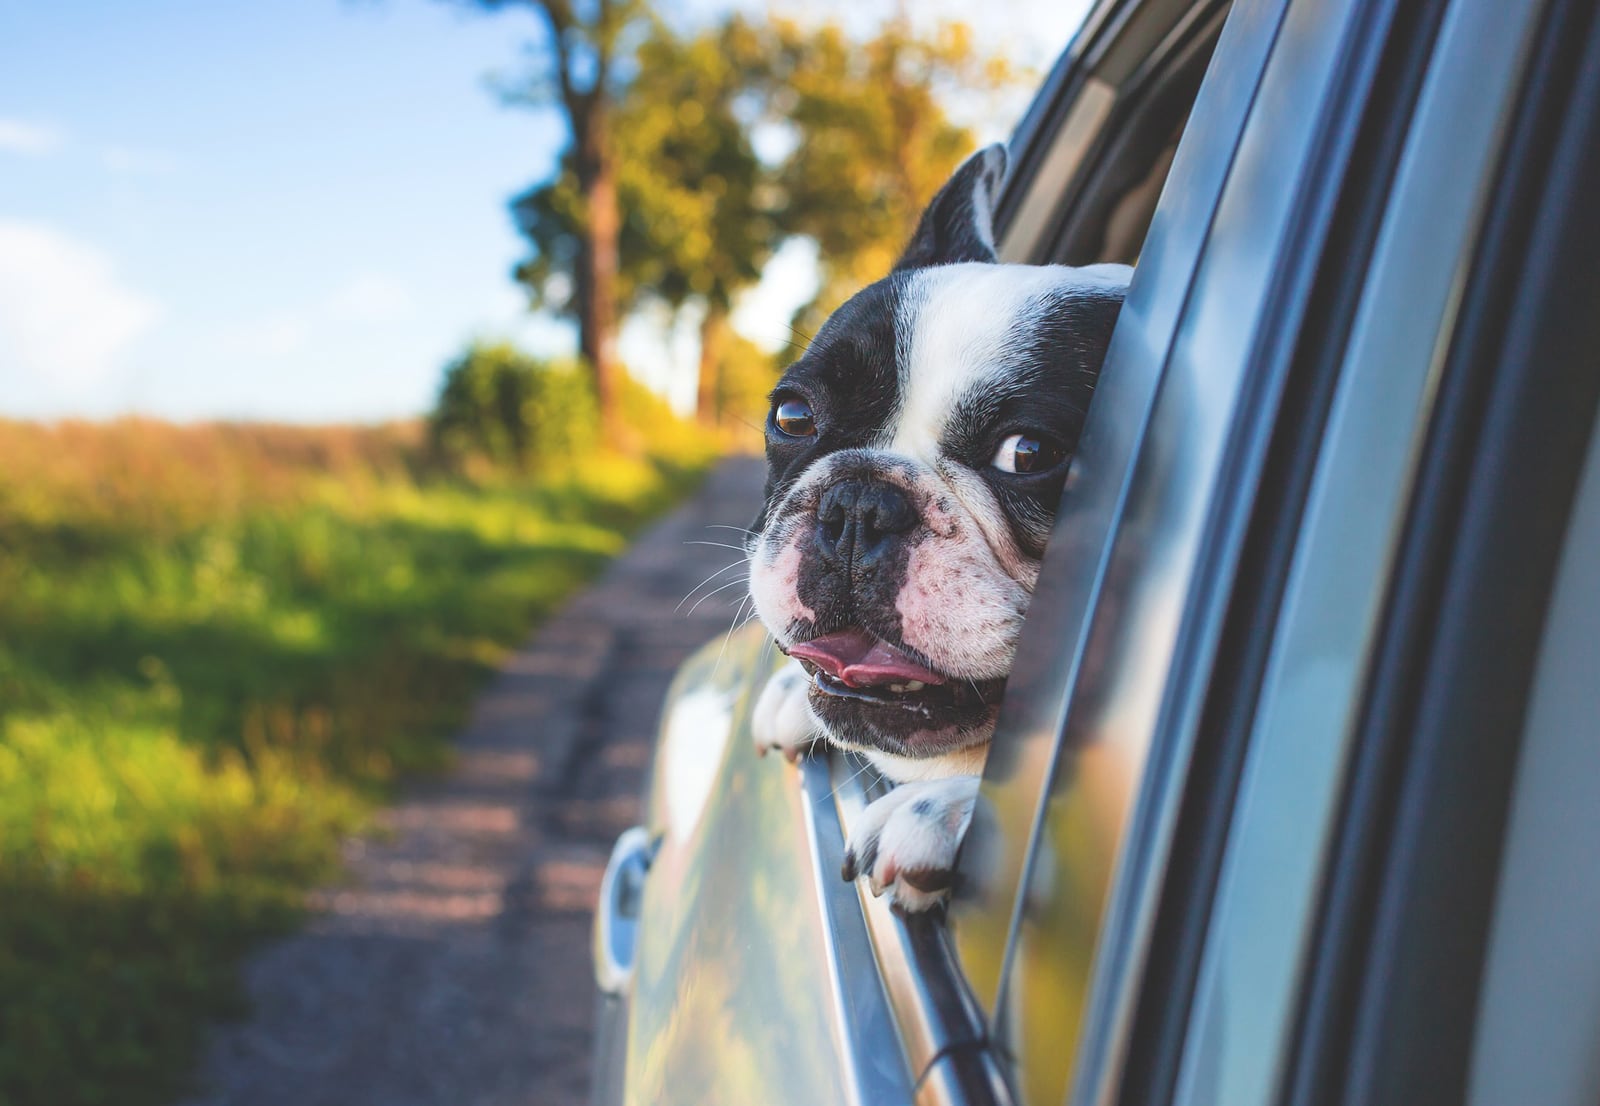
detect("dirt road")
(180, 457), (767, 1106)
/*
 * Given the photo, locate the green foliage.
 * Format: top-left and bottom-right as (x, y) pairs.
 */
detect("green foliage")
(511, 16), (779, 320)
(428, 339), (722, 467)
(769, 18), (1022, 326)
(0, 419), (712, 1106)
(429, 342), (599, 472)
(502, 12), (1023, 427)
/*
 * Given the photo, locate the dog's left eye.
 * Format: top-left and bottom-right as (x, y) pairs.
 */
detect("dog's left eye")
(991, 433), (1065, 474)
(772, 398), (817, 438)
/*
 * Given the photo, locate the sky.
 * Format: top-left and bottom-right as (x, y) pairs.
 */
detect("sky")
(0, 0), (1091, 423)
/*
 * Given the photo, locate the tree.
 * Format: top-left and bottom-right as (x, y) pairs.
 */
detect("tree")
(602, 15), (1018, 426)
(460, 0), (652, 435)
(769, 18), (1020, 329)
(610, 16), (781, 425)
(462, 6), (1020, 431)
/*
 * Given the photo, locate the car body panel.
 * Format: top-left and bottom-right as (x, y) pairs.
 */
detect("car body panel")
(1468, 423), (1600, 1106)
(1168, 1), (1550, 1103)
(618, 627), (919, 1106)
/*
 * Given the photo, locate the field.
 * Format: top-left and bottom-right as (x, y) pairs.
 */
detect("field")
(0, 418), (714, 1106)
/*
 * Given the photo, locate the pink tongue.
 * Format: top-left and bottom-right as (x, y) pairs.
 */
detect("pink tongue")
(788, 629), (947, 688)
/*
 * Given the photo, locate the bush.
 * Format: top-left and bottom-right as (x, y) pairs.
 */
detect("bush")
(428, 340), (735, 476)
(428, 343), (600, 474)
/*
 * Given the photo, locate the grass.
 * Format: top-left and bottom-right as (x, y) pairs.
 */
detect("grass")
(0, 417), (716, 1106)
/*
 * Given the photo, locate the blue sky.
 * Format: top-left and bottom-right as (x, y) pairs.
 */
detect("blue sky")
(0, 0), (1088, 423)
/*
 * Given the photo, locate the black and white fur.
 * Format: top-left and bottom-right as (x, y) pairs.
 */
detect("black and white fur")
(747, 144), (1130, 911)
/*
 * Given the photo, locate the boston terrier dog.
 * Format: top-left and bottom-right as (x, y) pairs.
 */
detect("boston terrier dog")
(746, 143), (1131, 911)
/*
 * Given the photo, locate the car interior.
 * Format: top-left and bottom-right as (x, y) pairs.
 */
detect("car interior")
(999, 0), (1231, 268)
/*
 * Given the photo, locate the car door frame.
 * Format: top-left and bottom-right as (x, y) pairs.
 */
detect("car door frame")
(1083, 0), (1590, 1105)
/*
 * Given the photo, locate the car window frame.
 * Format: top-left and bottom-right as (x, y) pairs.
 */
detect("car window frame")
(951, 0), (1453, 1101)
(1108, 0), (1468, 1096)
(990, 0), (1464, 1098)
(1156, 0), (1561, 1104)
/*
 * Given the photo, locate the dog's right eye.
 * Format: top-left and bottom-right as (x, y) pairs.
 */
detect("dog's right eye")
(772, 398), (817, 439)
(991, 433), (1066, 474)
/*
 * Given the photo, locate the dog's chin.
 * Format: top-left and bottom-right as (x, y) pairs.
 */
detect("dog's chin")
(803, 672), (1004, 761)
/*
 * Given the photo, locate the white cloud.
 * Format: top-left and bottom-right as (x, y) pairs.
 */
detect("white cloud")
(325, 274), (413, 322)
(0, 120), (179, 174)
(0, 220), (159, 396)
(0, 119), (65, 157)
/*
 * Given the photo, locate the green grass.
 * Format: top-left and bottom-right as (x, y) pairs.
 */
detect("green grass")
(0, 420), (714, 1106)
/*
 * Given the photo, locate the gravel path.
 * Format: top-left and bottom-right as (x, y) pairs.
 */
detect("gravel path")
(180, 457), (767, 1106)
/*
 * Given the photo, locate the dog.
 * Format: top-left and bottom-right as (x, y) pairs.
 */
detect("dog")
(745, 143), (1131, 911)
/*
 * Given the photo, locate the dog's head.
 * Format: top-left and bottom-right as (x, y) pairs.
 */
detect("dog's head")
(747, 144), (1130, 770)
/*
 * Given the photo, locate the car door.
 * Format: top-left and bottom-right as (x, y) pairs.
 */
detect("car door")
(946, 0), (1599, 1105)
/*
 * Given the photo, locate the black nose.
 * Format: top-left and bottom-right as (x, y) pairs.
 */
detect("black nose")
(816, 480), (917, 567)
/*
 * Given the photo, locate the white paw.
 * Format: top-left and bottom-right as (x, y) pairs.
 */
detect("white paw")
(841, 775), (980, 912)
(752, 658), (822, 762)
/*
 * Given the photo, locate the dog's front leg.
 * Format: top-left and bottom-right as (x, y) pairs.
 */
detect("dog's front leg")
(841, 775), (980, 912)
(751, 658), (823, 762)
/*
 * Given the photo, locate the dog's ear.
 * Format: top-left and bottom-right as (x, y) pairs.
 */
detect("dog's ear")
(894, 143), (1007, 271)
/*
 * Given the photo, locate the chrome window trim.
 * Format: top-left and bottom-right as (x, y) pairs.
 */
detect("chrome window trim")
(918, 1049), (1016, 1106)
(797, 754), (920, 1106)
(826, 757), (988, 1081)
(1167, 1), (1549, 1103)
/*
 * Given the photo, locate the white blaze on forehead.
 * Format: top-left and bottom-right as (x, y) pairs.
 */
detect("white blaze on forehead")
(887, 262), (1131, 461)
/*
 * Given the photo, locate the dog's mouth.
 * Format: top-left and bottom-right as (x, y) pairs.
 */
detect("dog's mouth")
(786, 628), (1006, 715)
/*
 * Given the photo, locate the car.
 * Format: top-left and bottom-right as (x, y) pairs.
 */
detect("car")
(589, 0), (1600, 1102)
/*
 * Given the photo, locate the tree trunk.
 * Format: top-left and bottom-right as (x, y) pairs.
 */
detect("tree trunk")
(574, 108), (623, 439)
(697, 303), (729, 428)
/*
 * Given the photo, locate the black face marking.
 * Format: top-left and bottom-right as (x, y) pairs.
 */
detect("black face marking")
(939, 287), (1126, 559)
(757, 275), (914, 528)
(807, 682), (999, 760)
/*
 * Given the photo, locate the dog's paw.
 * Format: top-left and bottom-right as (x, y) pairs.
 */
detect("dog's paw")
(841, 775), (980, 912)
(752, 658), (822, 762)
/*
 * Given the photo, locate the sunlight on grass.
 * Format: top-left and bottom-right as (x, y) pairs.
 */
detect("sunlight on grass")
(0, 418), (716, 1106)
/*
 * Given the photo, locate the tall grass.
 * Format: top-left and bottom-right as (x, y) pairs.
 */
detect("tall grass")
(0, 417), (715, 1106)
